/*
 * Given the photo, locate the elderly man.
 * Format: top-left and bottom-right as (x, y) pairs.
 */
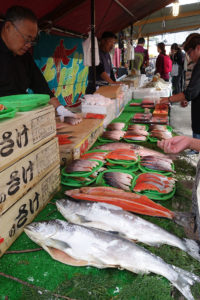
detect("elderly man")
(86, 31), (122, 94)
(0, 5), (78, 120)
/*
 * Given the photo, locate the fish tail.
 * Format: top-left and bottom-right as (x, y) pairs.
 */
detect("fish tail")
(173, 211), (195, 227)
(170, 265), (200, 300)
(183, 239), (200, 262)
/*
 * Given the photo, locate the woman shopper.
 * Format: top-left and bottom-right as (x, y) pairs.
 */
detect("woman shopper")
(170, 43), (184, 94)
(155, 42), (171, 81)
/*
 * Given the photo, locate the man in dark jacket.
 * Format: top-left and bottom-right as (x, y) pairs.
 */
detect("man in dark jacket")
(86, 31), (122, 94)
(160, 34), (200, 145)
(0, 5), (79, 120)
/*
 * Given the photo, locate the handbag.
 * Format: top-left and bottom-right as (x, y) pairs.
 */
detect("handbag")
(171, 63), (179, 76)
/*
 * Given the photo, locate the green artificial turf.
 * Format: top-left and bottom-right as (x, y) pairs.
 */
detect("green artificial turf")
(1, 110), (200, 300)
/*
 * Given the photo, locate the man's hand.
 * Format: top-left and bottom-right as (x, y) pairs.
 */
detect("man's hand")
(159, 97), (169, 104)
(180, 100), (188, 107)
(157, 136), (192, 154)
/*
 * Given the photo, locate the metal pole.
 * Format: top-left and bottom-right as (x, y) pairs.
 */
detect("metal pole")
(91, 0), (96, 93)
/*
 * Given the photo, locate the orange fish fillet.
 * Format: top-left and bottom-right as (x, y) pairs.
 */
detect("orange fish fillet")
(65, 187), (174, 219)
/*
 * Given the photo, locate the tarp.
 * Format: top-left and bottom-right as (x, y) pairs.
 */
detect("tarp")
(0, 0), (175, 38)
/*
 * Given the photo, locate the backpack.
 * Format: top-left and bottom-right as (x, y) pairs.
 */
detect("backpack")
(133, 52), (144, 71)
(163, 55), (172, 73)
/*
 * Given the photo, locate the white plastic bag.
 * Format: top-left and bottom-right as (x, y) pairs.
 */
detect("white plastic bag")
(82, 32), (100, 66)
(171, 63), (179, 76)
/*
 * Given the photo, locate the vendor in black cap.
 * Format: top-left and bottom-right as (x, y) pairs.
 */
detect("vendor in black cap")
(86, 31), (122, 94)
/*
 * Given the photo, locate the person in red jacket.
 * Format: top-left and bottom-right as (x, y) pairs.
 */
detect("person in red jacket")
(155, 42), (171, 81)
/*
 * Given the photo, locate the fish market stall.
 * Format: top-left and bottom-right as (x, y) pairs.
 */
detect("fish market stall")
(0, 94), (200, 300)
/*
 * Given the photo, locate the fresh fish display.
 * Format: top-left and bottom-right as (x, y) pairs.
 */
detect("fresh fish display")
(103, 171), (133, 191)
(133, 173), (176, 194)
(132, 113), (152, 123)
(56, 199), (200, 262)
(24, 219), (200, 300)
(127, 124), (146, 131)
(101, 130), (125, 141)
(106, 149), (138, 161)
(80, 151), (108, 162)
(65, 186), (174, 219)
(127, 125), (149, 136)
(140, 155), (174, 173)
(95, 143), (169, 159)
(150, 129), (172, 140)
(64, 116), (82, 125)
(150, 124), (167, 131)
(107, 122), (125, 131)
(65, 159), (99, 173)
(124, 133), (147, 141)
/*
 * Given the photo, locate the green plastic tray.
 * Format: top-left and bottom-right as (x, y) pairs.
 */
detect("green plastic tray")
(106, 162), (139, 172)
(138, 162), (175, 176)
(96, 169), (136, 191)
(0, 94), (50, 111)
(0, 107), (16, 119)
(148, 125), (173, 143)
(123, 134), (149, 143)
(131, 173), (176, 200)
(81, 149), (109, 160)
(61, 160), (104, 177)
(61, 176), (96, 187)
(106, 156), (139, 167)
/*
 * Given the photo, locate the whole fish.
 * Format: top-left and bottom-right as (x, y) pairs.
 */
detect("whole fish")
(24, 219), (200, 300)
(102, 130), (125, 141)
(103, 172), (133, 191)
(107, 122), (125, 131)
(64, 116), (82, 125)
(140, 155), (174, 173)
(56, 199), (200, 263)
(65, 159), (99, 173)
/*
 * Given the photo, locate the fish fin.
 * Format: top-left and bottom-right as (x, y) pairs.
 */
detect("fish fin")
(173, 211), (195, 227)
(51, 239), (71, 249)
(48, 247), (88, 266)
(76, 214), (91, 223)
(169, 265), (200, 300)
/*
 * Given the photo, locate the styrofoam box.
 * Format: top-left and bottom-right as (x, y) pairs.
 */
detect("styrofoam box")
(133, 88), (170, 99)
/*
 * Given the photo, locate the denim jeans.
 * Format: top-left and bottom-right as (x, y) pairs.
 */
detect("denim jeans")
(193, 133), (200, 140)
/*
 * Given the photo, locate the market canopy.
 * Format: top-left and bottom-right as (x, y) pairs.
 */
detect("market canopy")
(133, 2), (200, 38)
(0, 0), (175, 38)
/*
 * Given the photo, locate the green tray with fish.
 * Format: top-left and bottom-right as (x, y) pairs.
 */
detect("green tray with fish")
(96, 169), (136, 191)
(138, 161), (175, 176)
(0, 94), (50, 112)
(98, 133), (125, 143)
(61, 160), (104, 177)
(106, 162), (139, 172)
(148, 125), (173, 143)
(123, 133), (149, 143)
(107, 121), (126, 130)
(80, 149), (109, 161)
(106, 154), (139, 168)
(61, 175), (96, 187)
(131, 174), (176, 201)
(0, 107), (17, 119)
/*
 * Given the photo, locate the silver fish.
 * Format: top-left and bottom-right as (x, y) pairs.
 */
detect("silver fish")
(107, 122), (125, 131)
(56, 199), (200, 263)
(25, 219), (200, 300)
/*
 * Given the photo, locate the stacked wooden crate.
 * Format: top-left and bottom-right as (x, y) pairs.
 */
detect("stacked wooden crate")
(0, 105), (60, 257)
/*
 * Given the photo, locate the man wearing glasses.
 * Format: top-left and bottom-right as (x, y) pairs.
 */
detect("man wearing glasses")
(0, 5), (80, 121)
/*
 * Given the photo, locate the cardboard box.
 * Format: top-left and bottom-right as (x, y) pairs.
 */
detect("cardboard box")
(0, 138), (60, 215)
(0, 166), (60, 257)
(0, 105), (56, 172)
(95, 85), (122, 99)
(59, 119), (104, 165)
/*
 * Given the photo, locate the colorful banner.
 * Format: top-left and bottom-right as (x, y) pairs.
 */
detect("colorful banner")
(34, 32), (88, 106)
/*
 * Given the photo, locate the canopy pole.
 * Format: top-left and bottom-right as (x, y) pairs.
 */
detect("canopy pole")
(91, 0), (96, 93)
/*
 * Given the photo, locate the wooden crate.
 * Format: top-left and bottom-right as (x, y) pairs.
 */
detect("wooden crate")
(0, 138), (60, 215)
(0, 166), (60, 257)
(94, 85), (122, 99)
(0, 105), (56, 172)
(58, 118), (104, 165)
